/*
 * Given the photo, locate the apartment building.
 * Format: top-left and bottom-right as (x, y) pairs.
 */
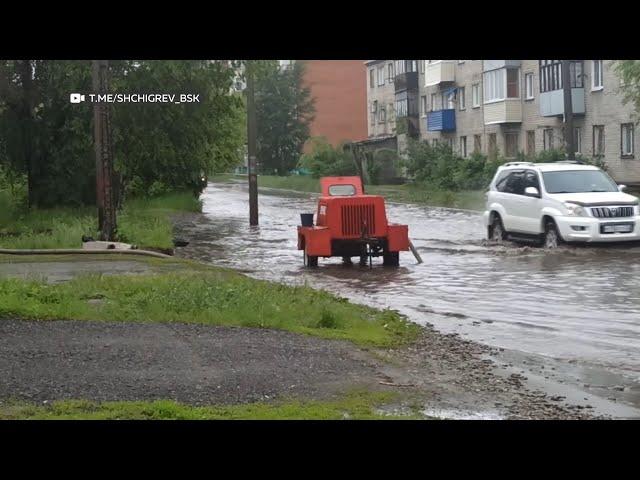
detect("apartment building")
(366, 60), (402, 139)
(366, 60), (640, 184)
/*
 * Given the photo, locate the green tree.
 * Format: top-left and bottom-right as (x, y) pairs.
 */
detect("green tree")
(0, 60), (245, 207)
(110, 60), (245, 199)
(615, 60), (640, 119)
(254, 61), (315, 175)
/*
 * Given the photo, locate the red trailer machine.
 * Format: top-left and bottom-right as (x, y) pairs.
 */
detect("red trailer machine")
(297, 176), (409, 267)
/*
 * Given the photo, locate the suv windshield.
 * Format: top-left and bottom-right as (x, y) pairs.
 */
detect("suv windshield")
(541, 170), (619, 194)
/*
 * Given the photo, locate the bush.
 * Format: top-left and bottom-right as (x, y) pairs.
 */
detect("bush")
(298, 138), (359, 178)
(403, 140), (503, 191)
(404, 139), (612, 192)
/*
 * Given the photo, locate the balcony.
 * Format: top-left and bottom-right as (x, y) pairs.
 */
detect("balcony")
(427, 109), (456, 132)
(483, 60), (521, 72)
(539, 88), (585, 117)
(394, 72), (419, 92)
(425, 61), (455, 86)
(483, 99), (522, 125)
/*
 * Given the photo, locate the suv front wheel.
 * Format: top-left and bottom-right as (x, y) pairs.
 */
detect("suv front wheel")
(489, 215), (508, 244)
(543, 219), (565, 249)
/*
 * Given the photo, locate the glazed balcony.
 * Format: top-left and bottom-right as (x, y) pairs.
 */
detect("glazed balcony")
(425, 61), (455, 87)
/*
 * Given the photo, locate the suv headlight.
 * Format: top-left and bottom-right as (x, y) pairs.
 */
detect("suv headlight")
(564, 202), (587, 217)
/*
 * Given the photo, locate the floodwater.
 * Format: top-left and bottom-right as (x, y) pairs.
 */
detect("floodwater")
(175, 181), (640, 414)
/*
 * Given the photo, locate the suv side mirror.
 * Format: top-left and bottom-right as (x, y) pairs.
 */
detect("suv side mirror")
(619, 184), (627, 192)
(525, 186), (540, 197)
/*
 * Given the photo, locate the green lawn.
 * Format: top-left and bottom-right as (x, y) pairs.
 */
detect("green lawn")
(0, 260), (419, 348)
(211, 174), (485, 211)
(0, 192), (201, 250)
(0, 391), (423, 420)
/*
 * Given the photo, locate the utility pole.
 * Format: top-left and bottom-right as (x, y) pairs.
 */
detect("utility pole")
(245, 60), (259, 226)
(92, 60), (117, 240)
(562, 60), (575, 161)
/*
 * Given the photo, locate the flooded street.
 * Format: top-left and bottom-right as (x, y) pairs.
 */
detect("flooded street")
(175, 181), (640, 415)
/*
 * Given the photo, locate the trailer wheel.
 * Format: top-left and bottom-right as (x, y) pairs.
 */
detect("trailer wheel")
(383, 252), (399, 266)
(305, 250), (318, 267)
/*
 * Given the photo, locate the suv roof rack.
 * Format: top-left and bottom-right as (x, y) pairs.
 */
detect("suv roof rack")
(502, 161), (535, 167)
(552, 160), (586, 164)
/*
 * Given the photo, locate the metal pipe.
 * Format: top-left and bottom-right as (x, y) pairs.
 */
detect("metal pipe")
(408, 240), (423, 264)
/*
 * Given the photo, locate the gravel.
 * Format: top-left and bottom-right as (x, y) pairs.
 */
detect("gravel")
(0, 318), (600, 419)
(0, 318), (382, 405)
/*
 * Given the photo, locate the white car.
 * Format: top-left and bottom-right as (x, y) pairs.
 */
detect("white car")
(483, 161), (640, 248)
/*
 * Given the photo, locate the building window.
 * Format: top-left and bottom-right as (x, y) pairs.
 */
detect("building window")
(543, 128), (554, 151)
(395, 98), (407, 118)
(459, 87), (466, 110)
(539, 60), (584, 93)
(472, 84), (480, 107)
(378, 107), (386, 124)
(388, 103), (394, 122)
(387, 63), (394, 83)
(395, 60), (405, 75)
(592, 60), (604, 90)
(421, 95), (427, 116)
(377, 66), (385, 86)
(371, 101), (377, 125)
(484, 69), (505, 102)
(574, 127), (582, 154)
(460, 136), (467, 157)
(446, 90), (455, 110)
(525, 73), (534, 100)
(474, 134), (482, 153)
(483, 67), (519, 102)
(369, 69), (375, 88)
(569, 61), (584, 88)
(527, 130), (535, 155)
(447, 137), (454, 150)
(506, 68), (519, 98)
(488, 133), (497, 157)
(539, 60), (561, 92)
(593, 125), (605, 156)
(430, 93), (438, 112)
(419, 60), (425, 74)
(505, 132), (519, 158)
(621, 123), (634, 157)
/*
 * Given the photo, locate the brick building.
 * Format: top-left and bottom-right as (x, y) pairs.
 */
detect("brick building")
(300, 60), (368, 150)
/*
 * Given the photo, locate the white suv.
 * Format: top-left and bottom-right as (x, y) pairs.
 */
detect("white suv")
(484, 161), (640, 248)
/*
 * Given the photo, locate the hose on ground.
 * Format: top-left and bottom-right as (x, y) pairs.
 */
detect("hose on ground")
(0, 248), (172, 259)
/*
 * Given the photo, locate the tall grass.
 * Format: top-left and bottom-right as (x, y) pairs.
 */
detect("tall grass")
(0, 192), (201, 250)
(117, 193), (202, 249)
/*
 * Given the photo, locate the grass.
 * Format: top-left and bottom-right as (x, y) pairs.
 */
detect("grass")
(366, 184), (486, 211)
(0, 391), (423, 420)
(0, 192), (201, 250)
(211, 174), (485, 210)
(116, 193), (201, 249)
(0, 266), (420, 348)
